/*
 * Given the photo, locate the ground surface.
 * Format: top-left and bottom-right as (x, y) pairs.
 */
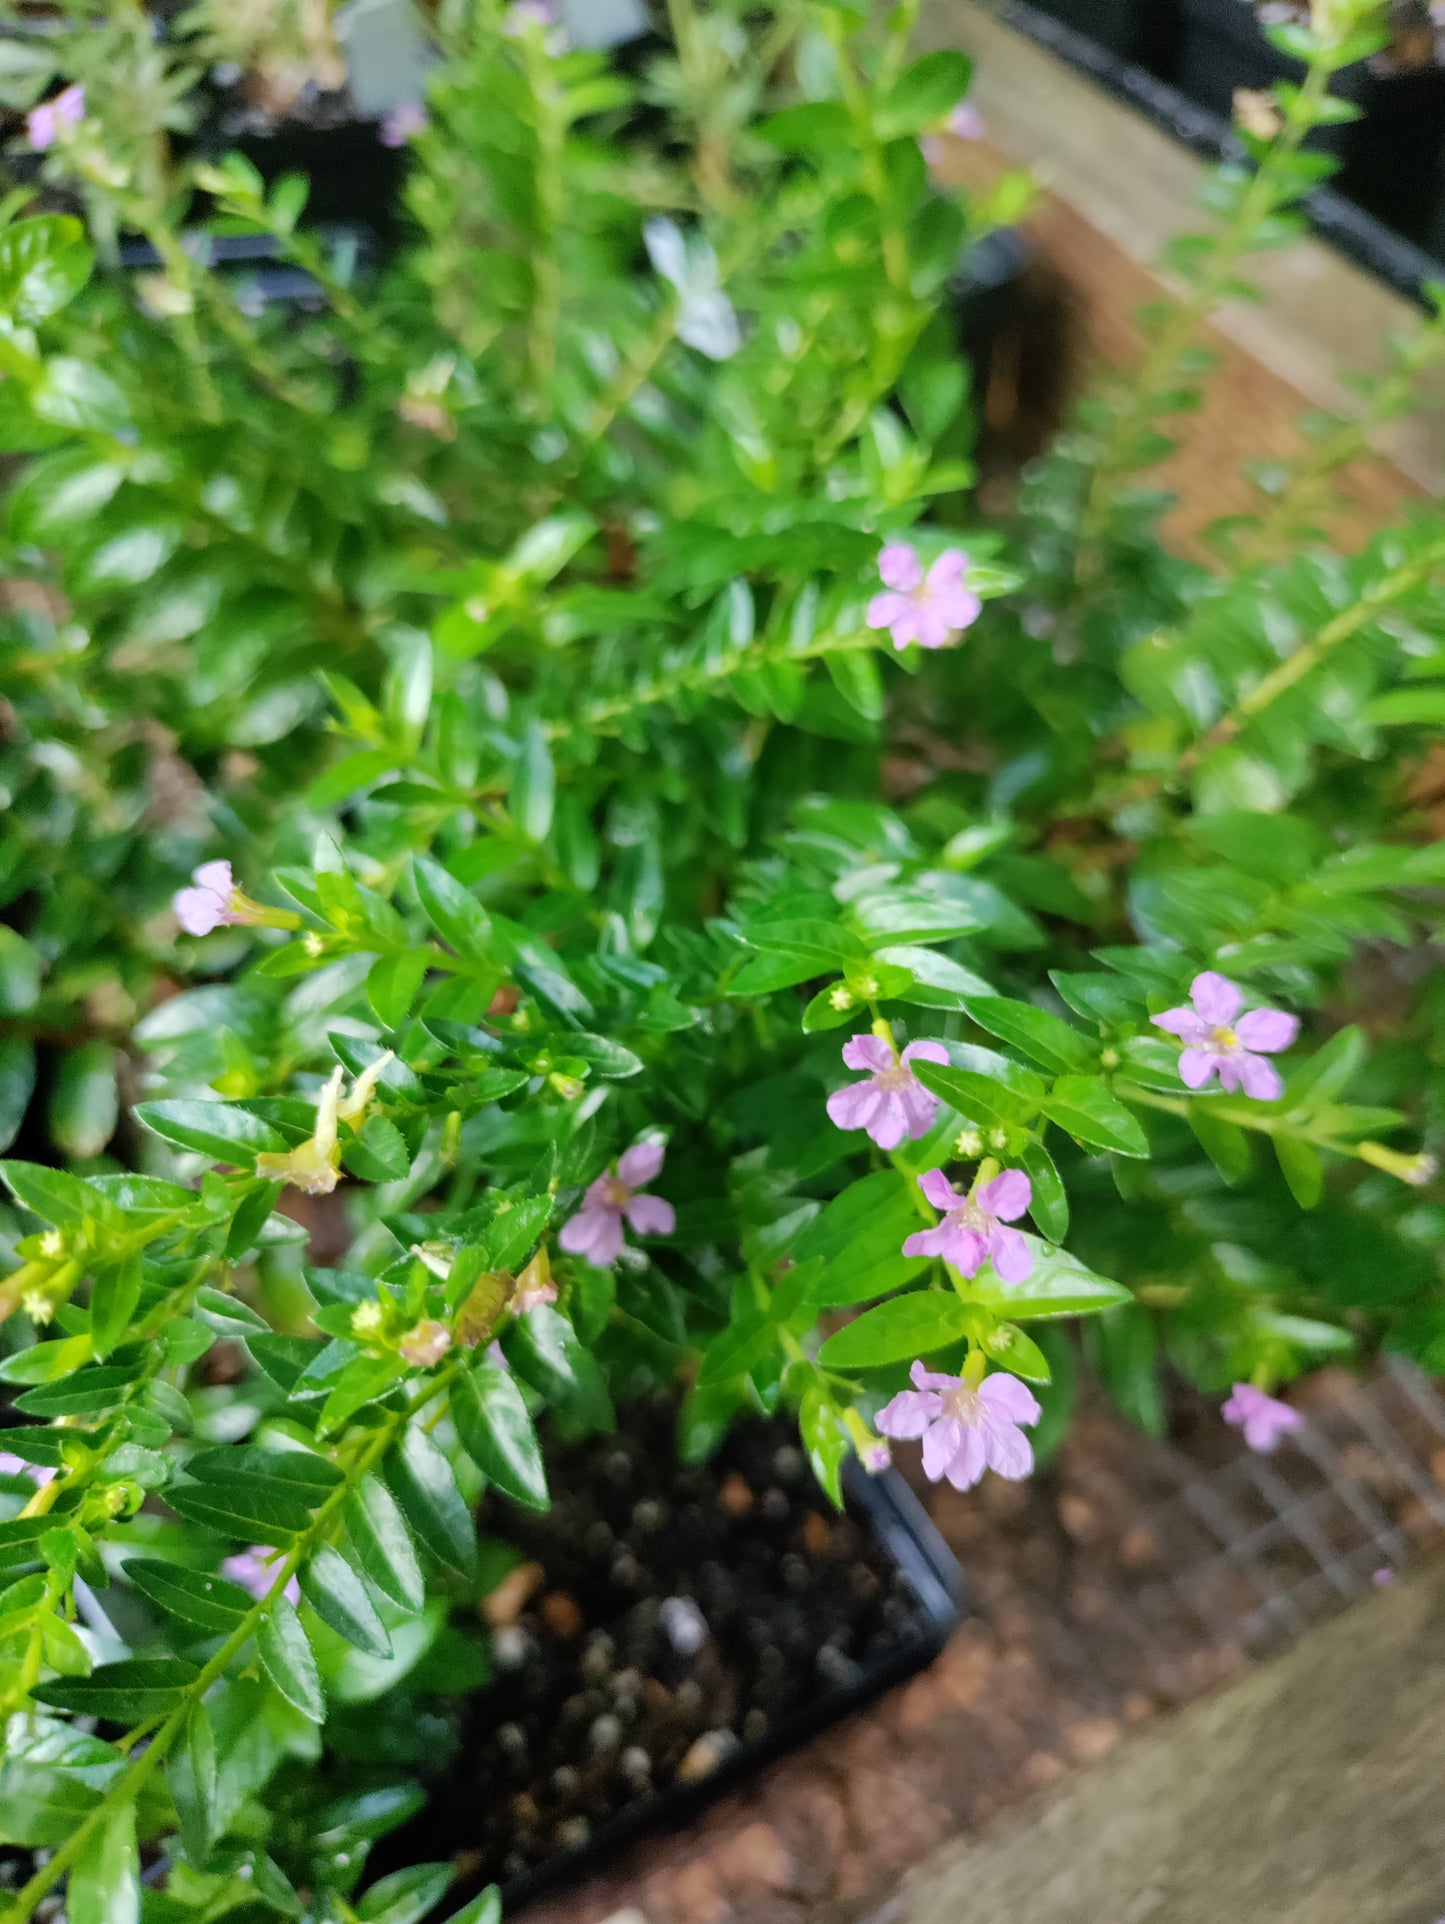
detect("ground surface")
(896, 1555), (1445, 1924)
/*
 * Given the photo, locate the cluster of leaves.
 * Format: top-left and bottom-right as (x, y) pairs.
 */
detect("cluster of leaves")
(0, 0), (1443, 1919)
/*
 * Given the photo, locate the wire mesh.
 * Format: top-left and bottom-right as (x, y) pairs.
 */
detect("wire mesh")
(1128, 1359), (1445, 1659)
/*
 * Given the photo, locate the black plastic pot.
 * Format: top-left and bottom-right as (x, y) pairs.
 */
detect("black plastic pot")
(365, 1415), (962, 1919)
(1023, 0), (1182, 74)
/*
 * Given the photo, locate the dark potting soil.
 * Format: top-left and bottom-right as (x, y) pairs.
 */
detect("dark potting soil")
(377, 1399), (944, 1903)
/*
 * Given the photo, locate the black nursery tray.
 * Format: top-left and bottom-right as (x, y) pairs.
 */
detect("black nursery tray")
(374, 1405), (961, 1916)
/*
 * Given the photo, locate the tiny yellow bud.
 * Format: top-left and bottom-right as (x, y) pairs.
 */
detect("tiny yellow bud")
(350, 1300), (385, 1337)
(21, 1290), (54, 1326)
(829, 985), (854, 1012)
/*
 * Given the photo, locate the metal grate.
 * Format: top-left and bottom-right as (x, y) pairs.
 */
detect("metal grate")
(1129, 1360), (1445, 1658)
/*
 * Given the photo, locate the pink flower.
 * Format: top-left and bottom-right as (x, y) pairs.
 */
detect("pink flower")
(173, 859), (242, 936)
(222, 1546), (300, 1605)
(0, 1451), (56, 1486)
(860, 1438), (892, 1474)
(1372, 1567), (1394, 1587)
(504, 0), (568, 48)
(865, 544), (981, 651)
(558, 1141), (675, 1267)
(1222, 1383), (1303, 1453)
(920, 102), (984, 166)
(878, 1362), (1041, 1489)
(902, 1168), (1033, 1281)
(379, 101), (427, 146)
(1152, 972), (1299, 1101)
(825, 1036), (949, 1151)
(27, 83), (85, 152)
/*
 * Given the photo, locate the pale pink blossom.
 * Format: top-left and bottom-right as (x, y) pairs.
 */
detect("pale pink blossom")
(380, 101), (428, 146)
(173, 860), (243, 936)
(0, 1451), (56, 1486)
(223, 1546), (300, 1605)
(1152, 972), (1298, 1101)
(505, 0), (568, 49)
(866, 543), (981, 651)
(27, 84), (85, 152)
(859, 1438), (892, 1474)
(903, 1168), (1033, 1281)
(1222, 1382), (1303, 1453)
(1372, 1567), (1395, 1587)
(558, 1141), (675, 1267)
(878, 1362), (1040, 1489)
(826, 1036), (949, 1151)
(920, 102), (984, 166)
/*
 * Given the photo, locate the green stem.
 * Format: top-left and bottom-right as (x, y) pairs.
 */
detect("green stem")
(1117, 1078), (1392, 1166)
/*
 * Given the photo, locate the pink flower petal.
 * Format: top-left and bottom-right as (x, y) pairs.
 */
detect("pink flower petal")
(618, 1140), (665, 1187)
(558, 1206), (619, 1262)
(898, 1081), (939, 1139)
(827, 1081), (884, 1134)
(978, 1372), (1042, 1426)
(981, 1417), (1033, 1480)
(900, 1039), (949, 1068)
(978, 1168), (1031, 1223)
(917, 1168), (960, 1212)
(1215, 1056), (1246, 1095)
(1237, 1053), (1282, 1102)
(842, 1034), (894, 1074)
(942, 1424), (988, 1491)
(924, 550), (969, 595)
(580, 1173), (617, 1209)
(941, 1224), (989, 1277)
(866, 1090), (909, 1151)
(913, 605), (954, 650)
(1153, 1006), (1210, 1044)
(878, 543), (921, 593)
(624, 1193), (674, 1237)
(866, 590), (910, 633)
(1178, 1047), (1219, 1090)
(902, 1224), (949, 1260)
(876, 1388), (940, 1439)
(920, 1413), (966, 1482)
(988, 1223), (1033, 1284)
(1191, 971), (1242, 1027)
(911, 1360), (962, 1391)
(886, 605), (924, 649)
(174, 885), (226, 936)
(193, 860), (234, 897)
(1235, 1008), (1299, 1054)
(935, 587), (982, 632)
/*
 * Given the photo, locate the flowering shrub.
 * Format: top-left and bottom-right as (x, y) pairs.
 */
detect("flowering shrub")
(0, 0), (1443, 1916)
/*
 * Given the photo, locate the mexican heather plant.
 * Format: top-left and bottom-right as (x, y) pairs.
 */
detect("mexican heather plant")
(0, 0), (1443, 1916)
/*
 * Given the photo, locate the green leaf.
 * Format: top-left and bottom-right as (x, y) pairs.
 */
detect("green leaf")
(386, 1424), (477, 1576)
(1361, 686), (1445, 726)
(794, 1170), (929, 1306)
(67, 1798), (139, 1924)
(441, 1889), (501, 1924)
(911, 1048), (1045, 1129)
(0, 1761), (102, 1847)
(15, 1364), (140, 1418)
(877, 50), (974, 137)
(0, 1035), (36, 1154)
(817, 1291), (971, 1369)
(451, 1361), (550, 1511)
(1, 1159), (100, 1226)
(346, 1476), (426, 1612)
(88, 1256), (142, 1360)
(47, 1041), (118, 1159)
(979, 1324), (1052, 1383)
(511, 723), (555, 841)
(134, 1100), (288, 1165)
(367, 951), (429, 1030)
(963, 996), (1094, 1074)
(166, 1474), (316, 1550)
(258, 1595), (325, 1723)
(503, 1305), (614, 1432)
(33, 1657), (199, 1721)
(1042, 1076), (1149, 1158)
(1188, 1105), (1252, 1185)
(0, 927), (41, 1016)
(972, 1239), (1131, 1320)
(123, 1561), (253, 1636)
(0, 216), (93, 323)
(1019, 1139), (1069, 1244)
(1275, 1133), (1324, 1209)
(342, 1116), (412, 1183)
(1093, 1305), (1165, 1435)
(300, 1542), (392, 1657)
(356, 1863), (455, 1924)
(168, 1704), (217, 1865)
(32, 356), (131, 433)
(413, 856), (493, 964)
